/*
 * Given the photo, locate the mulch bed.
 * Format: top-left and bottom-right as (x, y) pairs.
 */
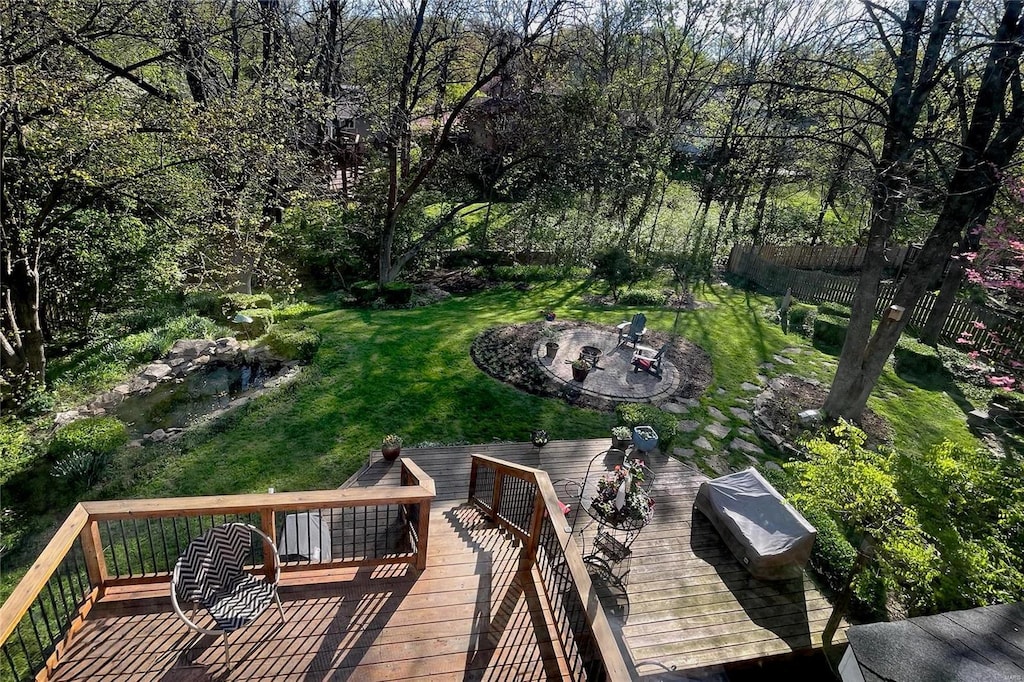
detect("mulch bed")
(755, 374), (894, 450)
(470, 321), (713, 411)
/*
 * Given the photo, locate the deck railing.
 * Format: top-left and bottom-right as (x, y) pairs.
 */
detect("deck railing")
(468, 454), (631, 682)
(0, 459), (435, 682)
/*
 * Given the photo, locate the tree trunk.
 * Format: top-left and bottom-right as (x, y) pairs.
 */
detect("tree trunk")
(2, 252), (47, 391)
(919, 258), (963, 346)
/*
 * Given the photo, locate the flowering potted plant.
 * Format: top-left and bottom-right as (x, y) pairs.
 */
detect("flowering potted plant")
(381, 434), (402, 461)
(591, 459), (654, 527)
(611, 426), (632, 450)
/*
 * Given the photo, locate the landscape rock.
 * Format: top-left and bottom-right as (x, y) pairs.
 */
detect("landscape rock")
(706, 422), (731, 439)
(694, 436), (714, 451)
(54, 410), (81, 427)
(738, 426), (755, 437)
(674, 448), (696, 459)
(740, 382), (760, 392)
(759, 362), (775, 371)
(729, 407), (752, 421)
(142, 363), (172, 381)
(662, 402), (689, 414)
(763, 461), (784, 473)
(676, 420), (701, 433)
(772, 354), (796, 365)
(707, 406), (727, 422)
(145, 429), (168, 442)
(729, 438), (765, 456)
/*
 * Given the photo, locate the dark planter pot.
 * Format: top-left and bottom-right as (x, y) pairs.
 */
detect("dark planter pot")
(545, 342), (559, 359)
(572, 365), (589, 382)
(611, 436), (632, 451)
(381, 447), (401, 462)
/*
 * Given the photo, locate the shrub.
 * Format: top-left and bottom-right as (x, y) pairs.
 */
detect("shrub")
(351, 280), (378, 304)
(618, 288), (667, 306)
(488, 265), (571, 282)
(184, 290), (221, 318)
(382, 281), (414, 305)
(894, 337), (943, 376)
(592, 245), (643, 301)
(615, 403), (677, 449)
(220, 293), (273, 318)
(233, 308), (274, 335)
(53, 449), (114, 488)
(0, 418), (40, 486)
(817, 302), (852, 318)
(49, 417), (129, 461)
(787, 303), (815, 331)
(813, 314), (848, 348)
(262, 323), (321, 362)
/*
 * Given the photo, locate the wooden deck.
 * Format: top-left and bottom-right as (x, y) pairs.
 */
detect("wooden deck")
(51, 504), (566, 681)
(345, 439), (845, 677)
(48, 439), (844, 680)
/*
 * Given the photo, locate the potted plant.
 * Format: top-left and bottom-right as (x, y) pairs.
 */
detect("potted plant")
(611, 426), (632, 450)
(571, 358), (590, 382)
(632, 425), (658, 453)
(545, 341), (559, 358)
(591, 459), (655, 527)
(531, 429), (549, 447)
(381, 434), (403, 461)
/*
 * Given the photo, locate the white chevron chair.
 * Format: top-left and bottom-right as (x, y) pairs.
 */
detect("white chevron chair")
(171, 522), (285, 668)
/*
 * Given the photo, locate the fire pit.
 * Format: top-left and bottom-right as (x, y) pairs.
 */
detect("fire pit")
(579, 345), (603, 368)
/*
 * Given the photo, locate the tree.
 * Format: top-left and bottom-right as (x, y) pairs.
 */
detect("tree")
(822, 1), (1024, 421)
(1, 0), (194, 400)
(354, 0), (572, 286)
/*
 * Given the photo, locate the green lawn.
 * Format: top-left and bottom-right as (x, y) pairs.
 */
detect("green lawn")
(2, 279), (982, 603)
(100, 280), (978, 499)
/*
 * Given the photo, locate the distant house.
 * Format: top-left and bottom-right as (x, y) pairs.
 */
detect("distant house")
(839, 602), (1024, 682)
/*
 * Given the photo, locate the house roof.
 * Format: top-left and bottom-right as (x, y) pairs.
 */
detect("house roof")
(846, 602), (1024, 682)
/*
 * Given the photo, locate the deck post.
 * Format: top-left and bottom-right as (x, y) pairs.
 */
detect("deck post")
(521, 490), (547, 570)
(259, 507), (277, 580)
(489, 471), (503, 522)
(79, 519), (107, 594)
(415, 498), (430, 570)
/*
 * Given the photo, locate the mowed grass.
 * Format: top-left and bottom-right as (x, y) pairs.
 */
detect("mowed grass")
(103, 280), (978, 499)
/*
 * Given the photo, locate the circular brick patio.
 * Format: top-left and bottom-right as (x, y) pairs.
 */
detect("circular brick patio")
(534, 328), (681, 403)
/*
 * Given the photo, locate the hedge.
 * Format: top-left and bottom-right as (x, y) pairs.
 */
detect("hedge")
(817, 302), (852, 319)
(49, 417), (128, 461)
(787, 303), (816, 332)
(618, 288), (667, 306)
(351, 281), (378, 304)
(262, 323), (321, 362)
(614, 403), (677, 449)
(382, 281), (414, 305)
(232, 308), (274, 335)
(894, 337), (943, 376)
(812, 314), (848, 348)
(220, 293), (273, 318)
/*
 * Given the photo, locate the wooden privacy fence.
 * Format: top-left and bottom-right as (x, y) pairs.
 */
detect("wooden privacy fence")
(728, 246), (1024, 370)
(728, 242), (916, 274)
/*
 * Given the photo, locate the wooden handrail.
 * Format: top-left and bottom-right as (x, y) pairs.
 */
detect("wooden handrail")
(468, 455), (632, 681)
(0, 505), (91, 646)
(0, 460), (437, 675)
(79, 486), (434, 520)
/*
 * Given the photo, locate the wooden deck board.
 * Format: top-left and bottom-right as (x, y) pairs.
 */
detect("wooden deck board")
(51, 502), (565, 682)
(348, 440), (846, 676)
(51, 439), (845, 681)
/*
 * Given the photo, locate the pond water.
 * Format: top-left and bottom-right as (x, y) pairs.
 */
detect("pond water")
(112, 363), (270, 437)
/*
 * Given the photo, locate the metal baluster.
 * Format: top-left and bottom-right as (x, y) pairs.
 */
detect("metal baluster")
(26, 603), (51, 659)
(105, 521), (120, 578)
(157, 518), (171, 573)
(144, 518), (157, 574)
(67, 545), (87, 597)
(2, 641), (21, 682)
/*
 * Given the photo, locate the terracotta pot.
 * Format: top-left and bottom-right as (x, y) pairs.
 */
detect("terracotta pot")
(381, 447), (401, 462)
(545, 342), (559, 359)
(571, 364), (589, 382)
